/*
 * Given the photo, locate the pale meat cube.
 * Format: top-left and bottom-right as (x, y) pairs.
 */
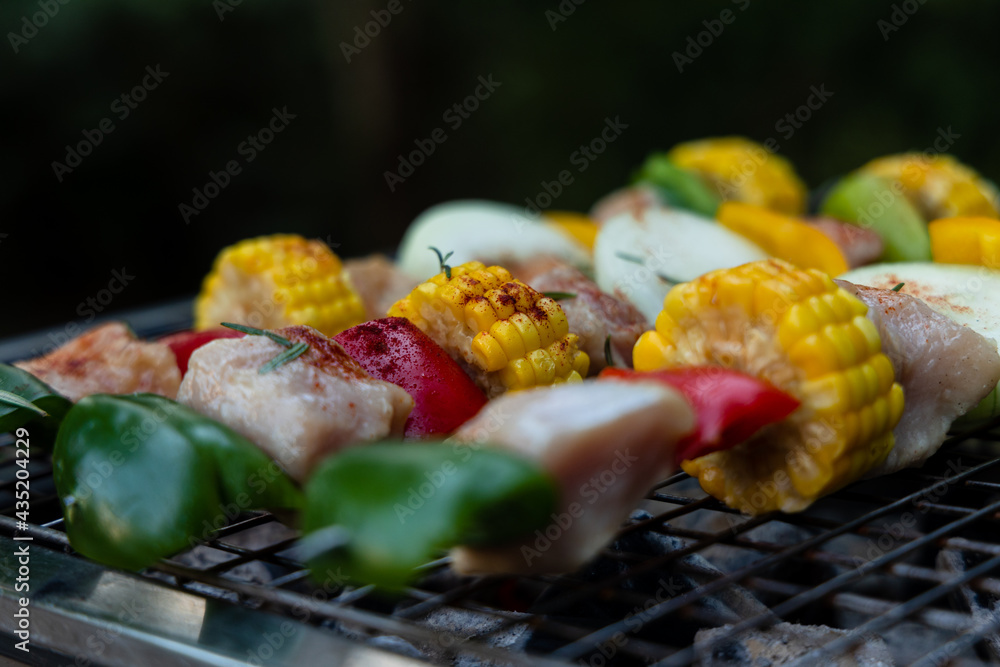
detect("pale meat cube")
(837, 282), (1000, 476)
(178, 325), (413, 481)
(14, 322), (181, 401)
(515, 258), (649, 372)
(449, 381), (694, 575)
(344, 254), (420, 319)
(806, 217), (884, 268)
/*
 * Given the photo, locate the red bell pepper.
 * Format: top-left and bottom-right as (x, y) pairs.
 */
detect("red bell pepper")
(335, 318), (487, 438)
(599, 367), (800, 464)
(160, 329), (246, 375)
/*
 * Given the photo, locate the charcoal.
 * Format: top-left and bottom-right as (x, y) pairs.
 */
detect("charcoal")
(405, 605), (531, 666)
(523, 511), (772, 662)
(937, 547), (1000, 661)
(694, 621), (894, 666)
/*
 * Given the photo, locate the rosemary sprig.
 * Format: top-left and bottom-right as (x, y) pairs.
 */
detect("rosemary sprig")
(221, 322), (310, 374)
(259, 342), (310, 375)
(614, 252), (682, 284)
(429, 246), (454, 280)
(0, 390), (48, 418)
(891, 282), (905, 292)
(543, 292), (577, 301)
(222, 322), (294, 347)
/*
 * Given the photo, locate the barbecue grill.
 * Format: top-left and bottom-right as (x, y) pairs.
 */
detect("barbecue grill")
(4, 301), (1000, 666)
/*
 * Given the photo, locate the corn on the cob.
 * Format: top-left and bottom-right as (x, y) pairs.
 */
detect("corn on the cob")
(195, 234), (366, 337)
(633, 259), (904, 515)
(667, 137), (808, 215)
(388, 261), (589, 397)
(859, 153), (1000, 220)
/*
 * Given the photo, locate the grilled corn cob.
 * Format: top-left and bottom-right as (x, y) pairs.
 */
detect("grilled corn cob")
(388, 261), (589, 397)
(859, 153), (1000, 220)
(667, 137), (807, 215)
(195, 234), (366, 337)
(633, 259), (904, 514)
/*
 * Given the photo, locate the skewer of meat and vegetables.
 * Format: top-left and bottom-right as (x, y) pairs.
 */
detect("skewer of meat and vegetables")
(3, 137), (1000, 590)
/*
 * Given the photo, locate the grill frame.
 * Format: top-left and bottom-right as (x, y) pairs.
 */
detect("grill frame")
(4, 304), (1000, 665)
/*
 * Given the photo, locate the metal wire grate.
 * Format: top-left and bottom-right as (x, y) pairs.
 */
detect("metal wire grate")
(6, 429), (1000, 665)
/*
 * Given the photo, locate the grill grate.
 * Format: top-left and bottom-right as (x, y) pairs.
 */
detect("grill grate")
(6, 430), (1000, 665)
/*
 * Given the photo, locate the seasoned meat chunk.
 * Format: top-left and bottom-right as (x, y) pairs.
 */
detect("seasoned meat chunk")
(178, 325), (413, 481)
(15, 322), (181, 401)
(838, 282), (1000, 475)
(516, 258), (649, 372)
(449, 381), (693, 575)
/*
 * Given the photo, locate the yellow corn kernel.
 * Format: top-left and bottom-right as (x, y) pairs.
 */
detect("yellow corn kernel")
(471, 332), (507, 372)
(195, 234), (366, 336)
(635, 259), (903, 515)
(465, 297), (500, 332)
(390, 260), (589, 396)
(667, 137), (808, 215)
(860, 154), (1000, 220)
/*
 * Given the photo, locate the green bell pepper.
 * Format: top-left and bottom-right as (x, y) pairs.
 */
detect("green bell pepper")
(632, 153), (721, 218)
(301, 442), (558, 590)
(0, 363), (71, 436)
(53, 393), (303, 571)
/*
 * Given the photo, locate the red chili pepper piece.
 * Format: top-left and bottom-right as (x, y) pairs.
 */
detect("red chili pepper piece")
(160, 329), (246, 375)
(335, 317), (488, 439)
(599, 367), (800, 464)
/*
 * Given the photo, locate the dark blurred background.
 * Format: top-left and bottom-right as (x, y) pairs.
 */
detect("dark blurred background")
(2, 0), (998, 339)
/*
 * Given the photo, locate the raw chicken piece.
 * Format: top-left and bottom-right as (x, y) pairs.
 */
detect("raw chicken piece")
(178, 325), (413, 481)
(515, 258), (649, 371)
(449, 381), (694, 575)
(344, 254), (419, 319)
(590, 184), (665, 223)
(15, 322), (181, 401)
(837, 282), (1000, 476)
(806, 217), (884, 268)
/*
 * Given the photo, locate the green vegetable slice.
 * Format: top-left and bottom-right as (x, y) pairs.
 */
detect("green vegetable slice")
(53, 394), (303, 571)
(302, 442), (558, 590)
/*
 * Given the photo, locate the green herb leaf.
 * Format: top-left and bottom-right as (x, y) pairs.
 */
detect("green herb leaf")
(613, 252), (682, 284)
(604, 335), (614, 368)
(259, 342), (310, 374)
(543, 292), (577, 301)
(891, 282), (905, 292)
(0, 364), (71, 434)
(0, 390), (47, 418)
(221, 322), (293, 348)
(429, 246), (454, 280)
